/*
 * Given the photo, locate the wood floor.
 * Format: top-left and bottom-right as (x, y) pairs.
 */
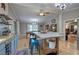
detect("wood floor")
(17, 35), (29, 51)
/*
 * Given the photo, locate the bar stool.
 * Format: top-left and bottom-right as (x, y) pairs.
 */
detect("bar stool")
(29, 33), (40, 55)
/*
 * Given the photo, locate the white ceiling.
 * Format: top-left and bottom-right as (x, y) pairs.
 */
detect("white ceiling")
(8, 3), (79, 23)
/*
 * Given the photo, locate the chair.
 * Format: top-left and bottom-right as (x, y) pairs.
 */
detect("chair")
(29, 33), (40, 55)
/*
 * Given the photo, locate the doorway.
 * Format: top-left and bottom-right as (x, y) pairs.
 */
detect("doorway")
(65, 19), (77, 43)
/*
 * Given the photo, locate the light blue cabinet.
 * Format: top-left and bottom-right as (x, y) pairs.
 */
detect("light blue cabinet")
(0, 35), (19, 55)
(15, 34), (19, 50)
(11, 34), (19, 55)
(11, 38), (15, 55)
(0, 48), (5, 55)
(0, 43), (5, 51)
(0, 43), (5, 55)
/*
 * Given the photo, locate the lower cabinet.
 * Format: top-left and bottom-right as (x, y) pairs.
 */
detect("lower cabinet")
(11, 38), (16, 55)
(0, 48), (5, 55)
(0, 44), (5, 55)
(0, 35), (19, 55)
(5, 41), (11, 55)
(0, 43), (5, 51)
(11, 35), (18, 55)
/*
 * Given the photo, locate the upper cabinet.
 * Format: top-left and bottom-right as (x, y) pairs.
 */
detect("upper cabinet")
(0, 3), (8, 15)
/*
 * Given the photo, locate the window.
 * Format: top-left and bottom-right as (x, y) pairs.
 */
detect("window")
(27, 23), (38, 32)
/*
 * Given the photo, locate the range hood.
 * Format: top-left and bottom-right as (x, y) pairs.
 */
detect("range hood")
(0, 14), (12, 25)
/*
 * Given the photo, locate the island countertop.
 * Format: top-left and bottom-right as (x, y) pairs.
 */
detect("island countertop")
(33, 32), (64, 39)
(33, 32), (63, 54)
(0, 34), (14, 44)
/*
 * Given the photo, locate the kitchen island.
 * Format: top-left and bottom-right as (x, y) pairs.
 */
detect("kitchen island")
(33, 32), (64, 55)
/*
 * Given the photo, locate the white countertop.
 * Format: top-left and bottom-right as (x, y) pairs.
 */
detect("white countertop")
(0, 34), (14, 44)
(33, 32), (64, 39)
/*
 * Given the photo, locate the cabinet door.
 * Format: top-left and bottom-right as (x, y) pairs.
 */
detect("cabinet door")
(0, 48), (5, 55)
(0, 43), (5, 51)
(11, 35), (19, 55)
(0, 44), (5, 55)
(11, 38), (15, 55)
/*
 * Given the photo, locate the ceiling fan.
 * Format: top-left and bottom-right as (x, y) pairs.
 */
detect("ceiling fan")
(37, 9), (56, 16)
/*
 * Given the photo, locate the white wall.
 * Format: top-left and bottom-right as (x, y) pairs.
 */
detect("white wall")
(20, 22), (27, 36)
